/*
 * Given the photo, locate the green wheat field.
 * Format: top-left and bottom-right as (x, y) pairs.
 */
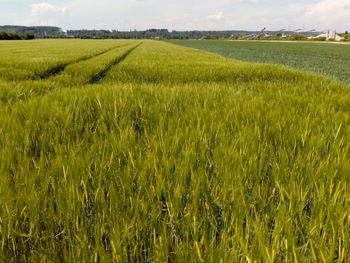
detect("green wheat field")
(0, 39), (350, 262)
(170, 40), (350, 85)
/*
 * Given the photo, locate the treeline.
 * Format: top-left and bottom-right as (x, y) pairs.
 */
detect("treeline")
(67, 29), (253, 39)
(64, 29), (332, 40)
(0, 32), (35, 40)
(0, 25), (64, 38)
(0, 26), (255, 39)
(1, 26), (247, 39)
(2, 25), (349, 40)
(340, 33), (350, 40)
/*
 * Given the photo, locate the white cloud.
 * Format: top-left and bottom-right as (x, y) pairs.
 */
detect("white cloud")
(31, 2), (68, 16)
(26, 2), (70, 27)
(298, 0), (350, 31)
(207, 12), (225, 21)
(238, 0), (264, 2)
(306, 0), (350, 14)
(2, 0), (349, 31)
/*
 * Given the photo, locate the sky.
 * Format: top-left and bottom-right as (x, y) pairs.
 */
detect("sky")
(1, 0), (349, 32)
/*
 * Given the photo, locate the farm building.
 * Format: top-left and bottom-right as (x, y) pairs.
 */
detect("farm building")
(309, 30), (344, 41)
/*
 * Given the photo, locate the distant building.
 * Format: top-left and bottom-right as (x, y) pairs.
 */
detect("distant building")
(309, 30), (344, 41)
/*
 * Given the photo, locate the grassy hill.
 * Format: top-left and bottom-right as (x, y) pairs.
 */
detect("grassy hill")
(0, 40), (349, 262)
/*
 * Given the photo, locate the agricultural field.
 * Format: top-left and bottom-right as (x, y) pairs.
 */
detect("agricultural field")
(0, 39), (350, 262)
(170, 40), (350, 85)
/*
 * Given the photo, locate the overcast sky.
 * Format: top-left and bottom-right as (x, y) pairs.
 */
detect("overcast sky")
(1, 0), (349, 31)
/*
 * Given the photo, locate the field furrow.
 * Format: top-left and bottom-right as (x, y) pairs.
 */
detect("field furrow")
(49, 42), (141, 86)
(88, 42), (142, 84)
(32, 44), (127, 80)
(0, 40), (129, 82)
(0, 42), (141, 105)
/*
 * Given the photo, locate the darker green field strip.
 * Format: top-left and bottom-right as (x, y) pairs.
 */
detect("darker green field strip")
(32, 44), (130, 81)
(104, 41), (336, 87)
(88, 42), (143, 84)
(169, 40), (350, 85)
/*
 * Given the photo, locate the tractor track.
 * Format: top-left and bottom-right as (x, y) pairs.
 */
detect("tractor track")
(32, 44), (130, 81)
(1, 42), (143, 107)
(88, 42), (143, 84)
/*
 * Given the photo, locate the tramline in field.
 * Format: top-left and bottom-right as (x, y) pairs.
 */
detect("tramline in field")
(0, 40), (349, 262)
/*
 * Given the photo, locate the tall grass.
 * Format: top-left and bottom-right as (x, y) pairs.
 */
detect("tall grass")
(0, 40), (349, 262)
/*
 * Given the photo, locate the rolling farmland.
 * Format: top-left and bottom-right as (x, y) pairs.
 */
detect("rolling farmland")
(1, 39), (350, 262)
(170, 40), (350, 85)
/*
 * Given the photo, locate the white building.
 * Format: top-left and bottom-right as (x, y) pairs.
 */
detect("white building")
(309, 30), (344, 41)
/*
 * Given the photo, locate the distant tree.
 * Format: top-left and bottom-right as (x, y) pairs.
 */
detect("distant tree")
(0, 26), (63, 38)
(311, 36), (327, 41)
(287, 34), (307, 41)
(0, 32), (9, 40)
(24, 33), (35, 40)
(0, 31), (35, 40)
